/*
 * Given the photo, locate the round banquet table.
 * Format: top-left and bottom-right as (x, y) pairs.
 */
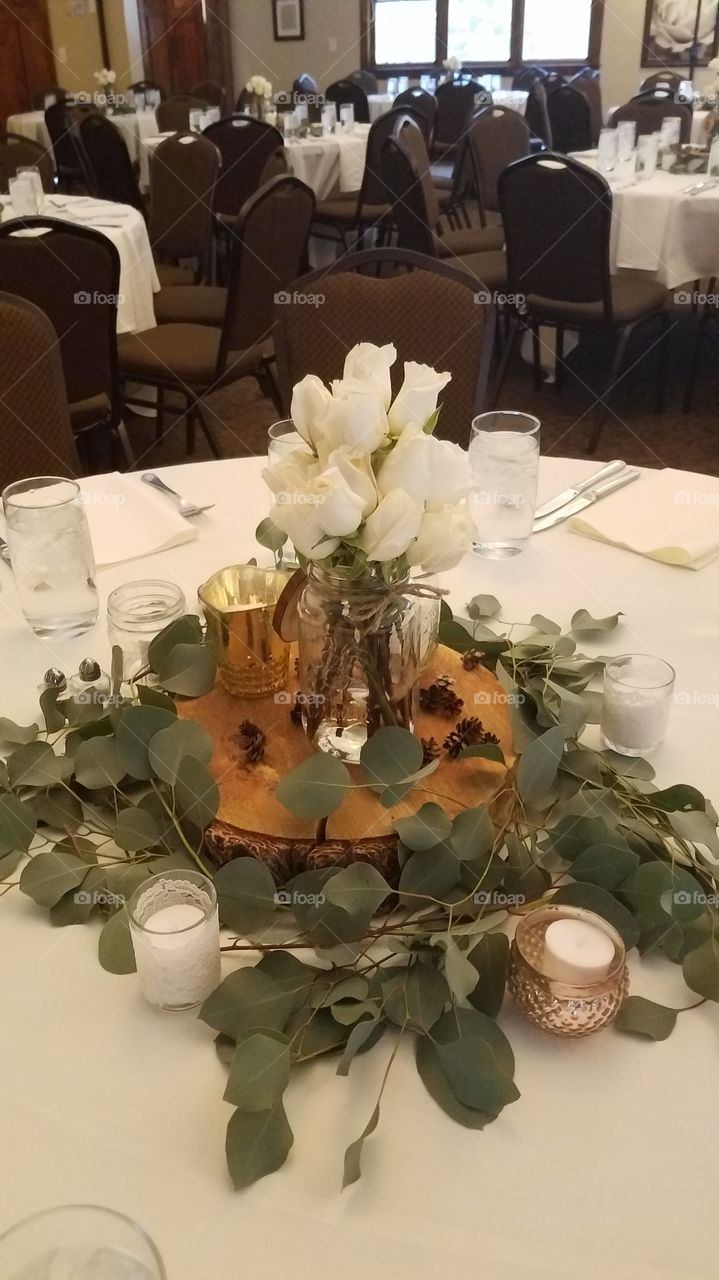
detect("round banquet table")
(1, 454), (717, 1280)
(0, 194), (159, 333)
(606, 105), (712, 147)
(6, 109), (161, 168)
(283, 124), (370, 200)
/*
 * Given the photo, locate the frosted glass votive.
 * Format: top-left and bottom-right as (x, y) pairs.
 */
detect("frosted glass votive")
(601, 653), (675, 756)
(128, 870), (221, 1011)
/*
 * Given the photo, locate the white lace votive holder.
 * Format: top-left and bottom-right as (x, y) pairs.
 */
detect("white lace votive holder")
(601, 654), (675, 756)
(128, 870), (221, 1011)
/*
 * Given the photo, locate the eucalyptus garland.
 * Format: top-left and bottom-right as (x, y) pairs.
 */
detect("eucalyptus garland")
(2, 598), (718, 1191)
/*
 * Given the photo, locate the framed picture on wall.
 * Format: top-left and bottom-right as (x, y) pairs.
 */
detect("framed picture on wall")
(273, 0), (305, 41)
(642, 0), (719, 65)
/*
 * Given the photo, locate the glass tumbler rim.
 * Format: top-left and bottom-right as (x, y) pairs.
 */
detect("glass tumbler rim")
(2, 476), (80, 510)
(127, 868), (217, 935)
(470, 411), (540, 437)
(0, 1203), (167, 1277)
(605, 652), (676, 691)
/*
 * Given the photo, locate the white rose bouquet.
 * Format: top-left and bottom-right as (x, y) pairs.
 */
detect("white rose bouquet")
(263, 344), (473, 757)
(94, 68), (117, 88)
(443, 55), (463, 75)
(245, 75), (273, 100)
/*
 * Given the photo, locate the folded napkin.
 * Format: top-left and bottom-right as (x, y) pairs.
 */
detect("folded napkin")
(79, 472), (197, 568)
(569, 467), (719, 569)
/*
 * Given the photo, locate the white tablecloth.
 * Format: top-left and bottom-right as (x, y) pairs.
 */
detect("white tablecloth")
(138, 132), (177, 191)
(1, 194), (159, 332)
(492, 89), (529, 115)
(284, 124), (370, 199)
(0, 454), (717, 1280)
(6, 109), (160, 167)
(607, 105), (711, 147)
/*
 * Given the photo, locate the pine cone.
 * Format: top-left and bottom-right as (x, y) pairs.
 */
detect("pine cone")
(462, 648), (485, 672)
(419, 675), (464, 717)
(443, 717), (500, 759)
(420, 737), (441, 767)
(289, 697), (303, 727)
(234, 719), (266, 764)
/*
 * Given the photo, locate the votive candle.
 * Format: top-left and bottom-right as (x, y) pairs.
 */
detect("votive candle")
(128, 870), (221, 1011)
(601, 654), (675, 756)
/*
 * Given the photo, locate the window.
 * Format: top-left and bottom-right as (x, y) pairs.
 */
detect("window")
(366, 0), (603, 68)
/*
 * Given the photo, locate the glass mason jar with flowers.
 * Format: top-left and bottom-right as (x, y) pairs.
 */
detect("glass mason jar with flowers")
(244, 75), (273, 118)
(263, 344), (474, 762)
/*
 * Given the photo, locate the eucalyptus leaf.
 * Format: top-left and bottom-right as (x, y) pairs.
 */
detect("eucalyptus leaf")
(225, 1101), (293, 1190)
(383, 962), (449, 1031)
(39, 686), (66, 733)
(286, 1006), (349, 1060)
(215, 858), (278, 936)
(255, 517), (288, 554)
(437, 1038), (520, 1112)
(516, 725), (569, 807)
(148, 720), (214, 785)
(614, 997), (678, 1041)
(275, 753), (351, 820)
(199, 968), (293, 1039)
(136, 685), (178, 713)
(0, 717), (38, 748)
(174, 757), (219, 829)
(156, 643), (216, 698)
(255, 951), (318, 1012)
(0, 792), (37, 854)
(98, 908), (137, 974)
(451, 806), (494, 862)
(324, 864), (390, 918)
(336, 1020), (384, 1076)
(0, 850), (22, 880)
(360, 727), (424, 790)
(466, 932), (510, 1017)
(34, 787), (84, 832)
(224, 1031), (291, 1111)
(19, 849), (87, 908)
(394, 803), (452, 852)
(571, 844), (640, 892)
(649, 785), (706, 814)
(682, 936), (719, 1001)
(570, 609), (622, 634)
(7, 742), (64, 788)
(442, 937), (480, 1003)
(115, 706), (177, 780)
(147, 615), (203, 672)
(458, 743), (505, 765)
(416, 1036), (499, 1129)
(467, 594), (500, 620)
(552, 882), (640, 949)
(398, 844), (461, 906)
(343, 1102), (380, 1189)
(74, 737), (125, 790)
(113, 806), (161, 852)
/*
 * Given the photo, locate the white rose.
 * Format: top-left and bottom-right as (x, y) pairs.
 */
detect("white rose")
(310, 466), (366, 537)
(262, 446), (318, 501)
(342, 342), (396, 411)
(388, 362), (452, 436)
(361, 490), (423, 562)
(326, 378), (389, 453)
(408, 507), (474, 574)
(327, 446), (378, 517)
(377, 429), (469, 507)
(291, 374), (333, 453)
(271, 500), (339, 561)
(107, 70), (117, 84)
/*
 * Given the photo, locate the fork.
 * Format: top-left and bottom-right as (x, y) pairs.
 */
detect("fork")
(141, 472), (214, 518)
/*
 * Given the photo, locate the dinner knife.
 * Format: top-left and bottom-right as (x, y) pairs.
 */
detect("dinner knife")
(533, 468), (640, 533)
(534, 460), (627, 521)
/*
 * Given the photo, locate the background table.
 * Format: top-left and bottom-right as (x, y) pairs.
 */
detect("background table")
(368, 92), (394, 122)
(492, 89), (529, 115)
(284, 124), (369, 199)
(6, 109), (160, 170)
(607, 105), (711, 147)
(0, 454), (716, 1280)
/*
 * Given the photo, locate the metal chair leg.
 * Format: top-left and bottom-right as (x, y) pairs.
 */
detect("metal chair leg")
(194, 401), (222, 459)
(683, 305), (711, 414)
(554, 325), (564, 395)
(185, 398), (196, 454)
(114, 419), (135, 469)
(492, 315), (521, 408)
(655, 311), (670, 415)
(155, 387), (164, 444)
(532, 325), (543, 391)
(586, 326), (632, 455)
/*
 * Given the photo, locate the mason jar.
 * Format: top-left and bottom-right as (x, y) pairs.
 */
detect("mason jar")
(297, 565), (422, 763)
(107, 579), (186, 679)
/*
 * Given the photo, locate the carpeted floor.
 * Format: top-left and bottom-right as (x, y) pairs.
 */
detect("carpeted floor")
(122, 304), (719, 477)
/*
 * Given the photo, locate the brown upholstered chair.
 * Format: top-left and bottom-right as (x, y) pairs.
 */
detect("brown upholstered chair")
(0, 218), (132, 467)
(395, 88), (437, 143)
(0, 292), (81, 486)
(325, 79), (370, 124)
(275, 248), (496, 445)
(348, 69), (378, 94)
(432, 80), (485, 158)
(71, 112), (145, 212)
(148, 131), (220, 295)
(570, 70), (603, 146)
(683, 290), (718, 412)
(525, 80), (552, 148)
(44, 100), (90, 189)
(31, 85), (68, 111)
(496, 153), (670, 452)
(546, 84), (592, 153)
(640, 72), (682, 93)
(191, 81), (226, 110)
(468, 107), (531, 216)
(130, 80), (166, 101)
(203, 116), (285, 217)
(313, 108), (408, 247)
(156, 95), (206, 133)
(0, 132), (55, 194)
(117, 175), (315, 455)
(612, 92), (692, 143)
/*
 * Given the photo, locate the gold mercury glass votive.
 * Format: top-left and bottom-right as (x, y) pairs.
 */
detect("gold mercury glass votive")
(198, 565), (290, 698)
(507, 906), (629, 1037)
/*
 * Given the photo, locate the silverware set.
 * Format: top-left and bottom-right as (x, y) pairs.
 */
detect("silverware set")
(682, 180), (719, 196)
(141, 472), (214, 518)
(533, 460), (639, 533)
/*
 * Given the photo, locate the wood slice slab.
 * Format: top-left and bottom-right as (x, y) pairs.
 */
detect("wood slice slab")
(179, 645), (515, 885)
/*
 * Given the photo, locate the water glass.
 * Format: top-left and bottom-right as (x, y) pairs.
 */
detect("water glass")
(3, 478), (98, 638)
(397, 76), (410, 93)
(128, 870), (221, 1012)
(295, 101), (309, 123)
(601, 654), (675, 756)
(321, 103), (337, 132)
(386, 77), (399, 96)
(0, 1204), (166, 1279)
(468, 412), (541, 558)
(708, 136), (719, 177)
(636, 132), (659, 180)
(107, 579), (186, 680)
(339, 103), (355, 130)
(616, 120), (636, 160)
(660, 116), (681, 150)
(8, 173), (39, 216)
(267, 418), (303, 463)
(134, 90), (146, 111)
(188, 108), (203, 132)
(597, 128), (618, 175)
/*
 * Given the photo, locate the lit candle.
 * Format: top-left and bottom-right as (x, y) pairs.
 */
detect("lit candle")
(542, 918), (615, 985)
(128, 872), (221, 1011)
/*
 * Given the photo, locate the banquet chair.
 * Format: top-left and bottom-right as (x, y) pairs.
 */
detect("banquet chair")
(312, 107), (409, 249)
(0, 132), (55, 193)
(275, 248), (496, 445)
(496, 153), (670, 452)
(525, 80), (552, 149)
(394, 88), (437, 142)
(293, 74), (319, 97)
(325, 79), (370, 124)
(148, 132), (221, 296)
(203, 116), (284, 217)
(191, 81), (226, 110)
(640, 72), (682, 93)
(546, 84), (592, 153)
(432, 81), (485, 158)
(70, 113), (145, 213)
(570, 71), (603, 146)
(44, 100), (91, 189)
(0, 218), (132, 468)
(0, 293), (81, 486)
(613, 93), (692, 143)
(348, 70), (378, 94)
(117, 176), (315, 455)
(156, 94), (206, 133)
(130, 81), (166, 100)
(682, 292), (719, 412)
(31, 85), (68, 110)
(467, 107), (531, 217)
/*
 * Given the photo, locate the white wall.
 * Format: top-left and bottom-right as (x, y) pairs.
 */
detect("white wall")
(600, 0), (715, 112)
(227, 0), (361, 99)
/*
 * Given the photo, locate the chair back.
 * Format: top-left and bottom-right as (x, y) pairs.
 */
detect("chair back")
(293, 74), (319, 97)
(191, 81), (226, 109)
(394, 87), (437, 140)
(0, 133), (55, 194)
(525, 80), (552, 146)
(499, 153), (613, 316)
(31, 85), (68, 111)
(381, 130), (436, 256)
(512, 67), (547, 90)
(325, 79), (370, 123)
(218, 175), (315, 372)
(348, 69), (378, 94)
(613, 94), (692, 143)
(399, 116), (441, 227)
(544, 72), (567, 93)
(640, 71), (681, 93)
(435, 81), (483, 149)
(0, 292), (81, 485)
(44, 101), (86, 183)
(148, 132), (220, 270)
(0, 219), (121, 427)
(468, 106), (531, 213)
(130, 81), (166, 100)
(570, 71), (603, 145)
(546, 84), (592, 153)
(71, 113), (144, 212)
(203, 115), (285, 216)
(359, 107), (415, 207)
(156, 94), (206, 133)
(275, 248), (495, 444)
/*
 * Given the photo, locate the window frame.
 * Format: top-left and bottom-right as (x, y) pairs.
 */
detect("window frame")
(360, 0), (605, 77)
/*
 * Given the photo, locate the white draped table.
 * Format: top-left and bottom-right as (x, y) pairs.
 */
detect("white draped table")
(283, 124), (370, 199)
(0, 455), (717, 1280)
(607, 105), (712, 147)
(6, 109), (161, 167)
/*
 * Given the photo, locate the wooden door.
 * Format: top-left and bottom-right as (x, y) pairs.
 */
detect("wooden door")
(136, 0), (234, 97)
(0, 0), (56, 119)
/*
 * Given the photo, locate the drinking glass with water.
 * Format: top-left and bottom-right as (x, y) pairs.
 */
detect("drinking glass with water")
(2, 477), (98, 638)
(0, 1205), (166, 1279)
(468, 412), (540, 558)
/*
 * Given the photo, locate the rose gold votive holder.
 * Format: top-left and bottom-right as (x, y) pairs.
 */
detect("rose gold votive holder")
(508, 905), (629, 1037)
